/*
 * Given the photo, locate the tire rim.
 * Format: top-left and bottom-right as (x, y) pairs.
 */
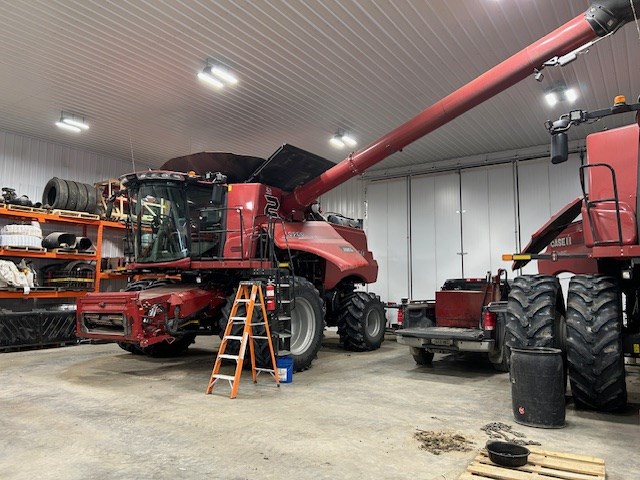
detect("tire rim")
(290, 297), (316, 355)
(365, 307), (383, 337)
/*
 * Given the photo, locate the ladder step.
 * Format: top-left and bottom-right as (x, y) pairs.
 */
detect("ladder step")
(252, 335), (270, 340)
(251, 322), (267, 326)
(276, 332), (292, 339)
(277, 316), (291, 320)
(224, 335), (243, 341)
(218, 354), (240, 360)
(235, 299), (263, 305)
(278, 350), (291, 355)
(255, 367), (276, 373)
(230, 316), (247, 321)
(212, 374), (236, 381)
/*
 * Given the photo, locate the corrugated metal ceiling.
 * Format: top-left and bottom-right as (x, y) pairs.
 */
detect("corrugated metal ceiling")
(0, 0), (638, 173)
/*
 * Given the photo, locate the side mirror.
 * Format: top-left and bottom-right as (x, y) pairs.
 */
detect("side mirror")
(551, 132), (569, 164)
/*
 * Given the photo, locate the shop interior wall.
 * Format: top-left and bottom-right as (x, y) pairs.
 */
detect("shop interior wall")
(321, 153), (583, 311)
(0, 129), (149, 204)
(0, 129), (152, 263)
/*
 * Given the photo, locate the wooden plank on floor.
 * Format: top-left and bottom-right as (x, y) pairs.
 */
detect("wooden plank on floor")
(460, 448), (605, 480)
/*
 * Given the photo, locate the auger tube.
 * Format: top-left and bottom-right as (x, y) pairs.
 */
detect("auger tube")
(281, 0), (640, 214)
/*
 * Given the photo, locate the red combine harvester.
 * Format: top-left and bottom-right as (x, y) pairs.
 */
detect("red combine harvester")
(502, 95), (640, 411)
(77, 1), (640, 374)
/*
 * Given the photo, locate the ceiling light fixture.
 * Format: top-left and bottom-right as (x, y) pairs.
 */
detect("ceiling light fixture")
(329, 134), (345, 148)
(544, 84), (579, 107)
(330, 130), (357, 149)
(56, 111), (89, 133)
(197, 60), (239, 89)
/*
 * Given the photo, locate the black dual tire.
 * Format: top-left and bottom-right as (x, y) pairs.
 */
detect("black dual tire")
(506, 275), (565, 350)
(336, 291), (386, 351)
(566, 275), (627, 411)
(42, 177), (98, 213)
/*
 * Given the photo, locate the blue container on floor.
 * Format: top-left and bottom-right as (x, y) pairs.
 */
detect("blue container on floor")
(276, 355), (293, 383)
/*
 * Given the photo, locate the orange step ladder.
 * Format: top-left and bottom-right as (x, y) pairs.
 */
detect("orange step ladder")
(206, 281), (279, 398)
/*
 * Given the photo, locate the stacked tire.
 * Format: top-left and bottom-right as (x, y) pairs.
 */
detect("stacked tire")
(42, 177), (98, 214)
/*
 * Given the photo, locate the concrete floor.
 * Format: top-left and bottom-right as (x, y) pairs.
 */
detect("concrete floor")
(0, 330), (638, 480)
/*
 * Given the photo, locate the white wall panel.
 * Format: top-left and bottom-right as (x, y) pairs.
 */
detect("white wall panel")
(319, 177), (365, 220)
(365, 178), (408, 307)
(461, 164), (518, 278)
(410, 175), (437, 299)
(0, 129), (149, 203)
(410, 172), (461, 298)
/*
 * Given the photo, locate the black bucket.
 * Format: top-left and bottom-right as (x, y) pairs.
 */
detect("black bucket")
(510, 347), (565, 428)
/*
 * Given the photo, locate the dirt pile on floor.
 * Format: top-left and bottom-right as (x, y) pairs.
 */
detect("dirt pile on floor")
(414, 429), (474, 455)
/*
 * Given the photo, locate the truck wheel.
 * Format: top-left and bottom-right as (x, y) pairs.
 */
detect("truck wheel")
(489, 313), (510, 372)
(566, 275), (627, 411)
(506, 275), (565, 349)
(411, 347), (434, 365)
(337, 291), (386, 351)
(289, 277), (325, 372)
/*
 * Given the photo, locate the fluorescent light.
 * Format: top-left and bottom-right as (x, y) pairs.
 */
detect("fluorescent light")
(329, 135), (345, 148)
(55, 121), (81, 133)
(545, 92), (558, 107)
(341, 134), (357, 148)
(62, 117), (89, 130)
(210, 66), (238, 85)
(197, 68), (224, 89)
(565, 88), (578, 103)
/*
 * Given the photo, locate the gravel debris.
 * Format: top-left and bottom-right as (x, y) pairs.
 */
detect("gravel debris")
(414, 429), (475, 455)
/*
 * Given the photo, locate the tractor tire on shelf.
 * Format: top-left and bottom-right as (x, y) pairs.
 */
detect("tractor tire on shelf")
(506, 275), (566, 350)
(86, 185), (98, 214)
(42, 177), (69, 209)
(336, 291), (386, 351)
(76, 182), (90, 212)
(566, 275), (627, 411)
(65, 179), (80, 211)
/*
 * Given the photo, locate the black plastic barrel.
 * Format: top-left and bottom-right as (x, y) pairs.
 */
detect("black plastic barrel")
(510, 347), (565, 428)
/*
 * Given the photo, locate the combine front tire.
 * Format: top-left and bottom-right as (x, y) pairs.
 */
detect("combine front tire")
(506, 275), (565, 349)
(289, 277), (325, 372)
(566, 275), (627, 411)
(337, 291), (386, 351)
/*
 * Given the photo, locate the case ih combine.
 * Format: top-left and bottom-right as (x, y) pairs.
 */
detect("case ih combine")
(503, 95), (640, 411)
(77, 1), (640, 375)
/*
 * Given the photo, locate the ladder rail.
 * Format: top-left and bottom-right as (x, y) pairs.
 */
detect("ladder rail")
(206, 281), (280, 399)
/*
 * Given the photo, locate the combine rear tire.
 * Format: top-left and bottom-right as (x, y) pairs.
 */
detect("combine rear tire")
(337, 291), (386, 351)
(506, 275), (565, 349)
(566, 275), (627, 411)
